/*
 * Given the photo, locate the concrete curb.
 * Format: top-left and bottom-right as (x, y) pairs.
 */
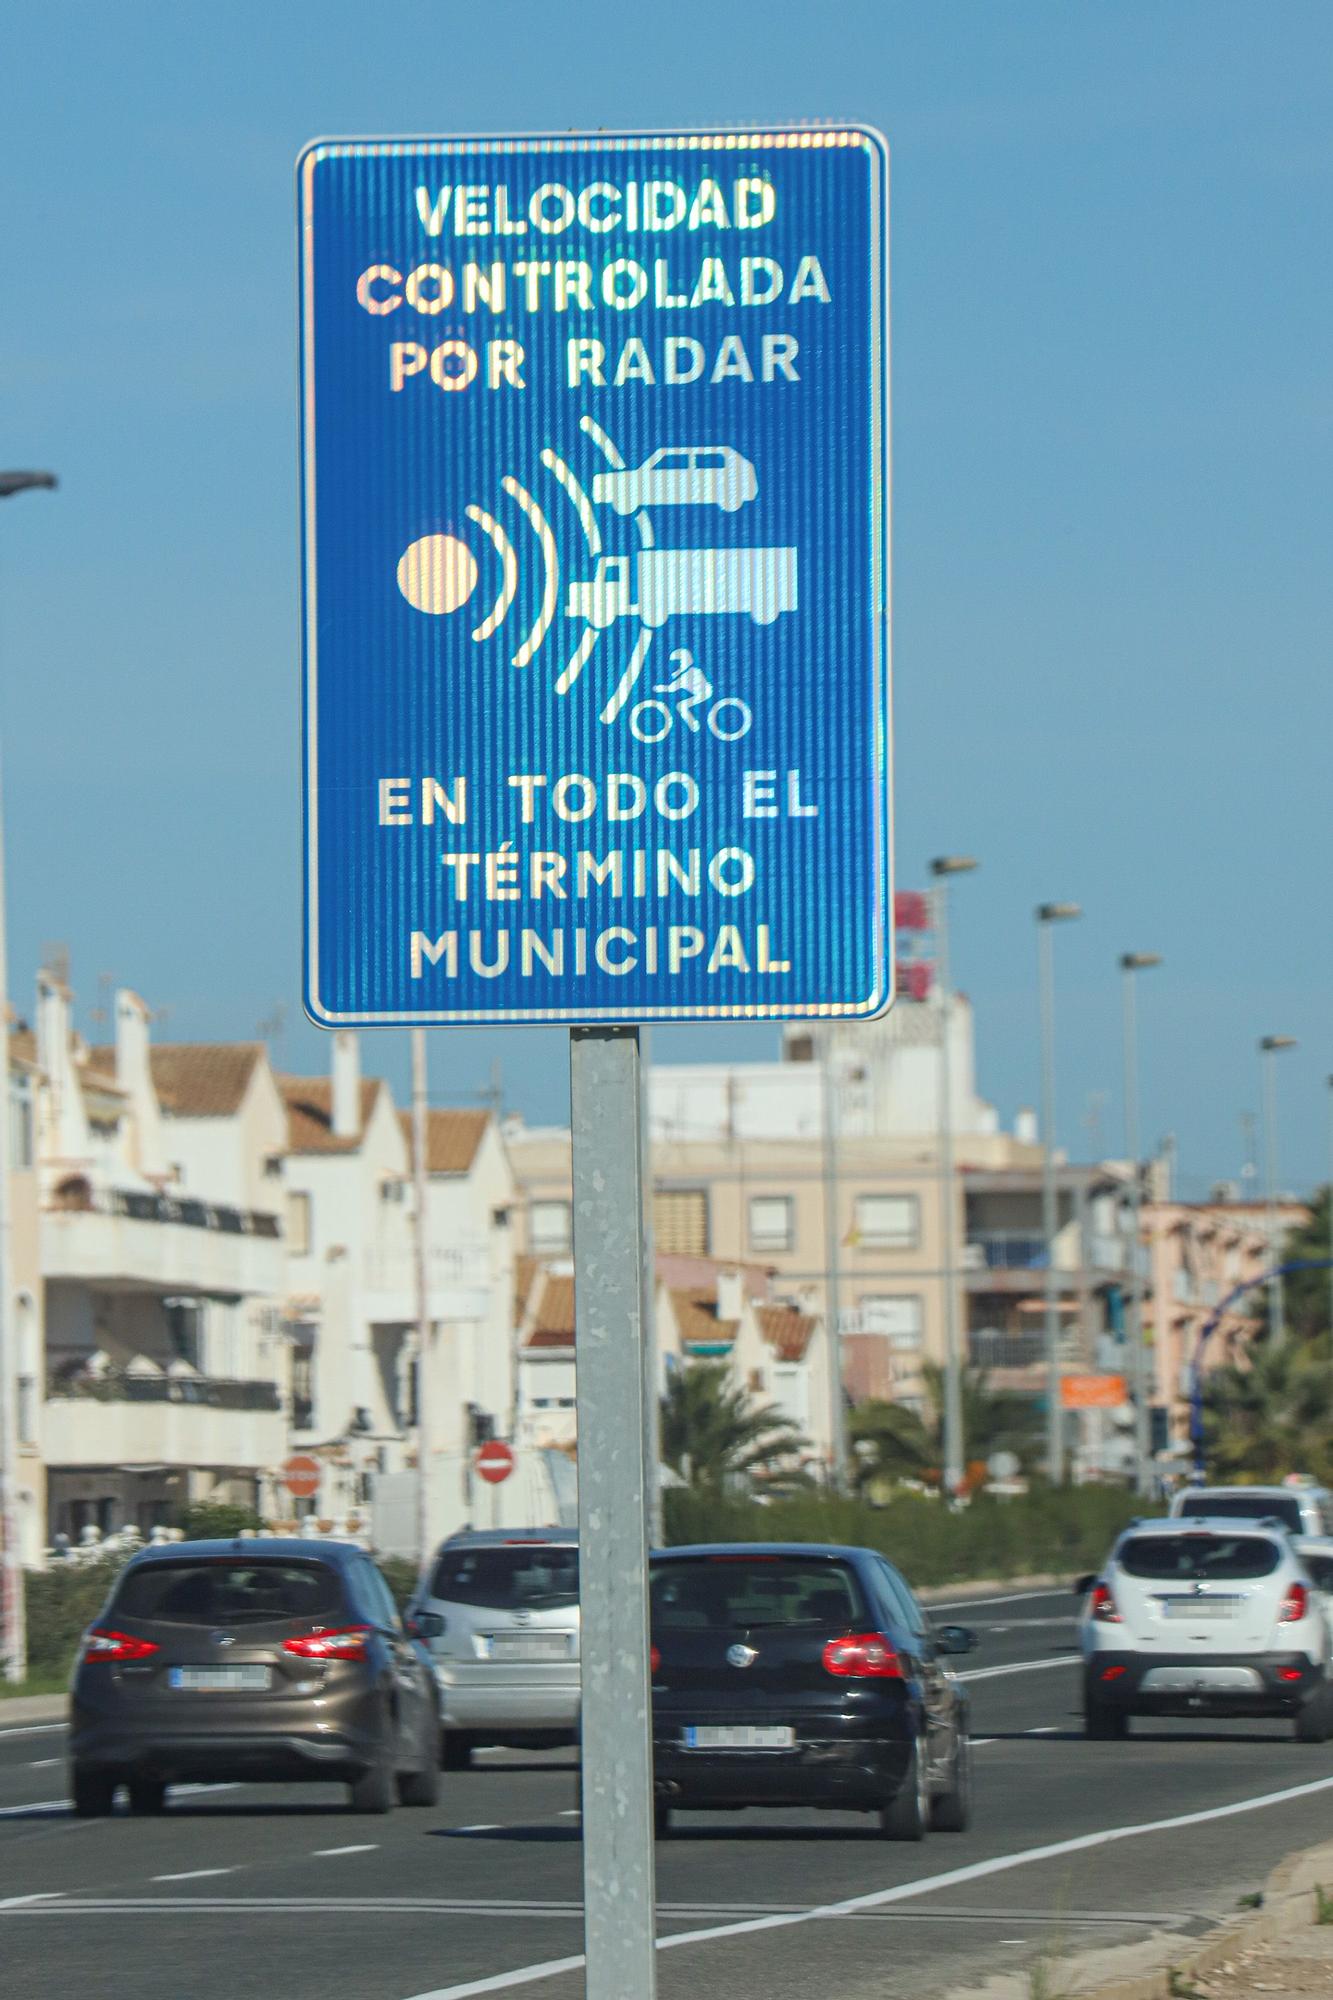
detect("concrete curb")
(0, 1693), (67, 1726)
(943, 1835), (1333, 2000)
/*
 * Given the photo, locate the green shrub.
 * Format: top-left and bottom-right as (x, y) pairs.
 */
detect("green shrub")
(174, 1501), (264, 1541)
(377, 1554), (419, 1611)
(23, 1555), (131, 1680)
(661, 1484), (1153, 1586)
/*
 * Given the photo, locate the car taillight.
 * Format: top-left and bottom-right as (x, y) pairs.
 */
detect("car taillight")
(822, 1632), (903, 1679)
(1090, 1584), (1121, 1624)
(282, 1625), (372, 1661)
(1280, 1583), (1309, 1624)
(82, 1628), (160, 1663)
(650, 1644), (661, 1675)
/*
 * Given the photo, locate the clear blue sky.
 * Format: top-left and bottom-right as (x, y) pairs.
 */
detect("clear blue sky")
(2, 2), (1329, 1191)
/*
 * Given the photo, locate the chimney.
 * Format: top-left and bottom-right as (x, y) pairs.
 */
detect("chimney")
(716, 1267), (745, 1325)
(332, 1031), (361, 1140)
(1014, 1107), (1038, 1145)
(116, 990), (166, 1177)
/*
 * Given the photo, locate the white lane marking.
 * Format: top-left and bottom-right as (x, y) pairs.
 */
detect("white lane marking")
(933, 1590), (1071, 1611)
(455, 1824), (500, 1834)
(28, 1758), (59, 1768)
(968, 1737), (998, 1747)
(398, 1771), (1333, 1999)
(1025, 1726), (1060, 1735)
(0, 1723), (65, 1741)
(0, 1892), (65, 1908)
(956, 1657), (1076, 1684)
(557, 1810), (580, 1819)
(314, 1844), (379, 1857)
(0, 1798), (69, 1818)
(0, 1897), (1202, 1924)
(152, 1868), (235, 1883)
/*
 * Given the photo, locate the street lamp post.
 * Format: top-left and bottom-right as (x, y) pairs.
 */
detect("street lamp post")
(1259, 1036), (1297, 1343)
(0, 468), (58, 1684)
(1120, 952), (1161, 1496)
(1327, 1077), (1333, 1349)
(931, 856), (978, 1497)
(1037, 902), (1081, 1485)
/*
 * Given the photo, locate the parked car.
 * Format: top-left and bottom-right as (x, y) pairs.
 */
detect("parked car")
(1078, 1516), (1333, 1741)
(648, 1542), (976, 1840)
(68, 1538), (440, 1816)
(591, 445), (757, 515)
(408, 1528), (580, 1769)
(1169, 1482), (1333, 1539)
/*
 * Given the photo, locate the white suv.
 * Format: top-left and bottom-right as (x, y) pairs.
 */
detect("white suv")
(1079, 1517), (1333, 1742)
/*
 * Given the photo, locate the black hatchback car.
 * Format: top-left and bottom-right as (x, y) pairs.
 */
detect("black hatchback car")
(68, 1538), (440, 1816)
(649, 1543), (976, 1839)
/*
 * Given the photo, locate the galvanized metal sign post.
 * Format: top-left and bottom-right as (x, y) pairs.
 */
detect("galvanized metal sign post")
(298, 125), (890, 1999)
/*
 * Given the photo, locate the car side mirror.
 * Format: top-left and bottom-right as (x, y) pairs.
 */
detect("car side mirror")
(1073, 1574), (1096, 1598)
(936, 1624), (977, 1656)
(407, 1610), (445, 1640)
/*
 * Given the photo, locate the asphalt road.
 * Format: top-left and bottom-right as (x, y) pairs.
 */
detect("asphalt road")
(6, 1588), (1333, 1999)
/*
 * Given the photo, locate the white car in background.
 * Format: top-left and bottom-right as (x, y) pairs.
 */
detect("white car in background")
(1078, 1516), (1333, 1742)
(1169, 1481), (1333, 1539)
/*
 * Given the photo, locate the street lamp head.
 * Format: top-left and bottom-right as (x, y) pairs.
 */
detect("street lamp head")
(1260, 1035), (1297, 1053)
(1037, 901), (1081, 924)
(0, 470), (58, 500)
(930, 855), (978, 879)
(1120, 952), (1162, 972)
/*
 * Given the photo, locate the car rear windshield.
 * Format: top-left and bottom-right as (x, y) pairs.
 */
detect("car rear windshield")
(1176, 1495), (1304, 1534)
(650, 1557), (866, 1632)
(1119, 1535), (1281, 1581)
(431, 1544), (578, 1612)
(112, 1560), (347, 1626)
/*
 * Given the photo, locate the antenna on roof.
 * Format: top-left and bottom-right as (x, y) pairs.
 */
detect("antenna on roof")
(258, 1003), (287, 1060)
(89, 970), (116, 1034)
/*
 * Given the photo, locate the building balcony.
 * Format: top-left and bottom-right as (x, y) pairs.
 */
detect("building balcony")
(42, 1189), (285, 1295)
(360, 1245), (492, 1325)
(44, 1372), (286, 1471)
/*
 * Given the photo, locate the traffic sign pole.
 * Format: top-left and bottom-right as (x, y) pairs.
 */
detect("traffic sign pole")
(571, 1025), (656, 2000)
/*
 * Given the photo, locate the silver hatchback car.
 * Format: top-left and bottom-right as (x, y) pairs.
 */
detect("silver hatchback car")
(409, 1529), (579, 1769)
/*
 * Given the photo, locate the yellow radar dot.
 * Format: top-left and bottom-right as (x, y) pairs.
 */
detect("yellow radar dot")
(397, 534), (479, 615)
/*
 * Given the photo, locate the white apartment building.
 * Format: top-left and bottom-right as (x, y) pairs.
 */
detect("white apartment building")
(32, 974), (289, 1554)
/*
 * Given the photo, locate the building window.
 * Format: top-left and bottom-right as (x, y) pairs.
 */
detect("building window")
(164, 1297), (204, 1370)
(291, 1347), (314, 1431)
(286, 1191), (312, 1256)
(653, 1188), (710, 1256)
(530, 1199), (572, 1256)
(860, 1295), (924, 1349)
(854, 1193), (919, 1249)
(749, 1195), (793, 1254)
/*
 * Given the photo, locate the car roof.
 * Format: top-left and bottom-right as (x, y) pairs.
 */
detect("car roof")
(120, 1537), (363, 1568)
(433, 1527), (576, 1550)
(651, 1542), (878, 1565)
(1177, 1484), (1327, 1499)
(1119, 1515), (1292, 1540)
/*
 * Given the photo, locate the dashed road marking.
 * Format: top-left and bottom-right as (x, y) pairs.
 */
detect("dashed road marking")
(314, 1844), (379, 1857)
(956, 1657), (1076, 1684)
(398, 1771), (1333, 1998)
(0, 1893), (65, 1908)
(153, 1868), (235, 1883)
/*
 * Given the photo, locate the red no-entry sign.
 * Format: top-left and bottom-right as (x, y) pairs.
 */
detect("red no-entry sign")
(475, 1440), (515, 1486)
(282, 1454), (321, 1499)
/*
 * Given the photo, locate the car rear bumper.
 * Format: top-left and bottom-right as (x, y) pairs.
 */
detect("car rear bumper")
(435, 1675), (580, 1738)
(1086, 1651), (1323, 1716)
(652, 1728), (913, 1810)
(67, 1725), (383, 1784)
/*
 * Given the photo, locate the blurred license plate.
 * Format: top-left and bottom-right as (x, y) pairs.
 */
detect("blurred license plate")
(684, 1725), (794, 1750)
(1162, 1600), (1234, 1619)
(169, 1666), (271, 1691)
(487, 1632), (571, 1662)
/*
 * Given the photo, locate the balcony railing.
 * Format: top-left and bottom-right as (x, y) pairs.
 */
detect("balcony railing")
(46, 1186), (282, 1239)
(47, 1371), (281, 1413)
(968, 1234), (1049, 1270)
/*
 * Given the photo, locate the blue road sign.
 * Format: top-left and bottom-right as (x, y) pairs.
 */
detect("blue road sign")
(299, 127), (890, 1025)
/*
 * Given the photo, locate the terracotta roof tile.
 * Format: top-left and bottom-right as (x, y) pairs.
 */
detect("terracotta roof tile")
(279, 1074), (380, 1153)
(400, 1107), (489, 1175)
(151, 1044), (262, 1117)
(757, 1303), (817, 1362)
(526, 1272), (575, 1348)
(670, 1288), (738, 1349)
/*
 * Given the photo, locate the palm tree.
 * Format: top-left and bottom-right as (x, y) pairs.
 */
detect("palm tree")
(1271, 1186), (1333, 1342)
(1204, 1332), (1333, 1485)
(848, 1365), (1043, 1496)
(659, 1361), (811, 1496)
